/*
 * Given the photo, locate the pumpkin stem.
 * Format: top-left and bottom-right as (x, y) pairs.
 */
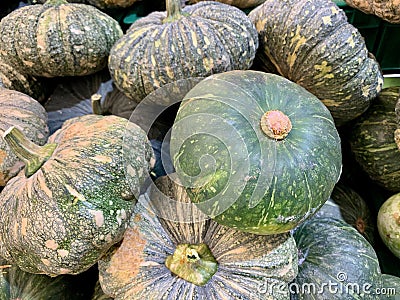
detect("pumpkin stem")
(163, 0), (183, 22)
(165, 243), (218, 286)
(91, 94), (104, 115)
(260, 110), (292, 140)
(2, 127), (57, 177)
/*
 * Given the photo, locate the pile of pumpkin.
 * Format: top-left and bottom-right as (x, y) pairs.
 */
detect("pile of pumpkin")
(0, 0), (399, 298)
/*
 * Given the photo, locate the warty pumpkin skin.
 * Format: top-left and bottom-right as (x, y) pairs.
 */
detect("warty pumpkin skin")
(108, 0), (259, 101)
(0, 88), (49, 187)
(344, 0), (400, 24)
(98, 174), (298, 299)
(0, 114), (154, 276)
(248, 0), (383, 126)
(0, 0), (123, 78)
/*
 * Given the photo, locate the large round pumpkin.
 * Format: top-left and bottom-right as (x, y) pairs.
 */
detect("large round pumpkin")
(0, 88), (49, 186)
(0, 0), (123, 77)
(98, 174), (298, 299)
(170, 70), (342, 234)
(348, 87), (400, 192)
(248, 0), (383, 126)
(0, 114), (154, 276)
(108, 0), (259, 101)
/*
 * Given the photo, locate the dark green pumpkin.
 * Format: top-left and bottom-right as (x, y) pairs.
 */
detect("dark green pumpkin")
(98, 174), (298, 299)
(292, 217), (382, 299)
(108, 0), (258, 101)
(0, 0), (123, 77)
(170, 70), (342, 234)
(348, 87), (400, 192)
(0, 88), (49, 186)
(0, 114), (154, 276)
(248, 0), (383, 126)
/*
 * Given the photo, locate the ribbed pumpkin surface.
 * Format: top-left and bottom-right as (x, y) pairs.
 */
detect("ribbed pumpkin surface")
(108, 0), (258, 101)
(0, 88), (49, 186)
(98, 175), (298, 299)
(0, 114), (154, 276)
(0, 0), (123, 77)
(249, 0), (383, 126)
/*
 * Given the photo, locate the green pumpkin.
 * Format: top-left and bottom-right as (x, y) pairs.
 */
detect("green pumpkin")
(248, 0), (383, 126)
(0, 114), (154, 276)
(0, 88), (49, 186)
(377, 192), (400, 259)
(381, 274), (400, 299)
(108, 0), (258, 101)
(348, 87), (400, 192)
(170, 70), (342, 234)
(98, 174), (298, 299)
(292, 217), (382, 299)
(0, 0), (123, 77)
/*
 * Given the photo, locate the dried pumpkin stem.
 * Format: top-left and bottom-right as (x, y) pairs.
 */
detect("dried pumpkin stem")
(165, 243), (218, 286)
(91, 93), (103, 115)
(164, 0), (183, 22)
(260, 110), (292, 140)
(3, 126), (57, 177)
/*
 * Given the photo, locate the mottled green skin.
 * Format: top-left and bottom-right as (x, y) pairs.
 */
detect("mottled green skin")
(108, 0), (258, 102)
(0, 115), (154, 276)
(170, 70), (342, 234)
(0, 0), (123, 77)
(0, 88), (49, 186)
(249, 0), (383, 126)
(349, 87), (400, 192)
(378, 193), (400, 259)
(293, 217), (382, 300)
(381, 274), (400, 299)
(98, 175), (298, 300)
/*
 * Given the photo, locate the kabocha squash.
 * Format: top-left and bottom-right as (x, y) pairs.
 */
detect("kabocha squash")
(292, 217), (382, 299)
(0, 60), (47, 103)
(0, 88), (49, 186)
(0, 114), (154, 276)
(108, 0), (258, 101)
(0, 0), (123, 78)
(377, 192), (400, 259)
(44, 70), (137, 134)
(248, 0), (383, 126)
(348, 87), (400, 192)
(381, 274), (400, 299)
(344, 0), (400, 24)
(98, 174), (298, 299)
(186, 0), (266, 9)
(170, 70), (342, 235)
(330, 181), (375, 245)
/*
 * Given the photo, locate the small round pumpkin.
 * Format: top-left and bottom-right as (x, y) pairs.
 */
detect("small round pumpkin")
(248, 0), (383, 126)
(108, 0), (259, 101)
(0, 114), (154, 276)
(98, 174), (298, 299)
(0, 0), (123, 78)
(0, 88), (49, 186)
(348, 87), (400, 192)
(170, 70), (342, 234)
(344, 0), (400, 24)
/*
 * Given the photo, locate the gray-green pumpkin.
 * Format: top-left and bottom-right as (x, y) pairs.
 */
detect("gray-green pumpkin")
(98, 174), (298, 299)
(0, 0), (123, 78)
(108, 0), (259, 101)
(0, 114), (154, 276)
(248, 0), (383, 126)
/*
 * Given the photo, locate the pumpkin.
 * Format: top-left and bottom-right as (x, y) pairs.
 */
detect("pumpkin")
(348, 87), (400, 192)
(330, 181), (375, 245)
(381, 274), (400, 299)
(0, 114), (154, 276)
(344, 0), (400, 24)
(0, 88), (49, 186)
(248, 0), (383, 126)
(292, 217), (382, 299)
(377, 192), (400, 259)
(169, 70), (342, 235)
(0, 60), (48, 103)
(44, 70), (137, 134)
(186, 0), (266, 9)
(98, 174), (298, 299)
(313, 198), (343, 220)
(0, 0), (123, 78)
(108, 0), (258, 101)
